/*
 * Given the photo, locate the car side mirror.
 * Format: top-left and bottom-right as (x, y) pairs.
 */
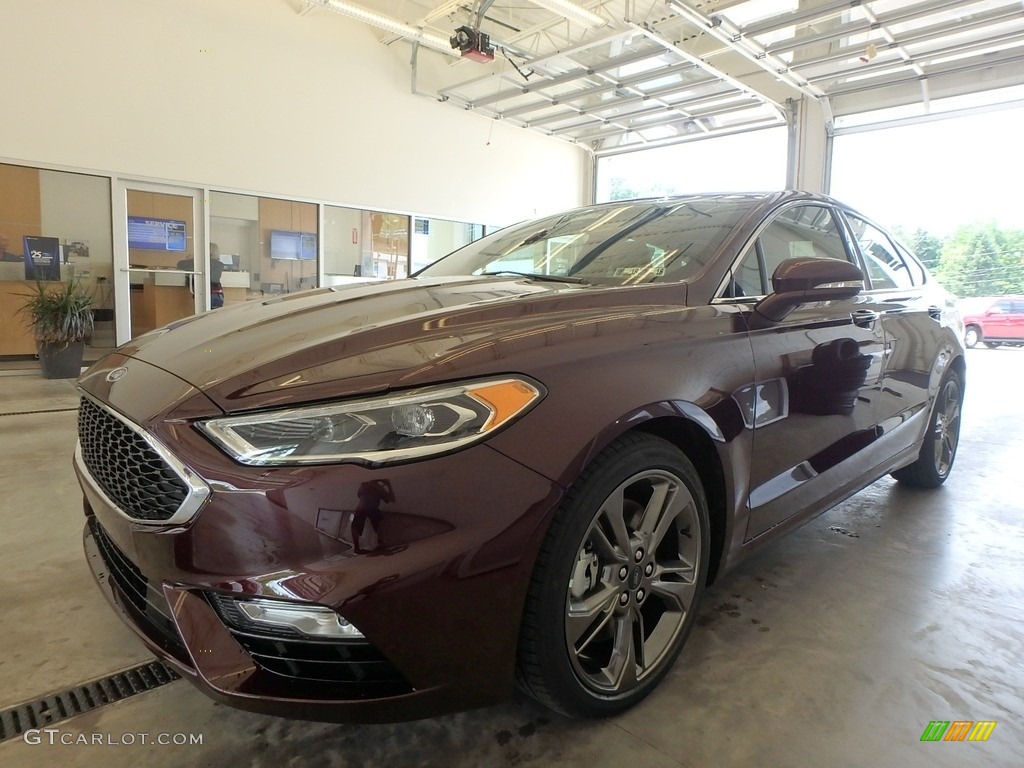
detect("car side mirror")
(752, 257), (863, 327)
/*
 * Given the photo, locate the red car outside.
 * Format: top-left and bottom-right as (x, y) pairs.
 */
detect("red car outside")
(961, 295), (1024, 348)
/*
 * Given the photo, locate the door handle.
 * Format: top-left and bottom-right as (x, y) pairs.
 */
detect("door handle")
(851, 309), (879, 328)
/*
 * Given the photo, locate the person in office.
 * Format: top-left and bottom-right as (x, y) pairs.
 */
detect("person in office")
(0, 234), (21, 262)
(176, 243), (225, 308)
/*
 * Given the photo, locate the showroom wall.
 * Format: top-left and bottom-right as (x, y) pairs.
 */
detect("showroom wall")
(0, 0), (587, 226)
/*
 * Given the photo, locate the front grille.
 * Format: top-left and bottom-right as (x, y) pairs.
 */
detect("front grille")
(89, 519), (188, 661)
(209, 595), (412, 699)
(78, 397), (188, 522)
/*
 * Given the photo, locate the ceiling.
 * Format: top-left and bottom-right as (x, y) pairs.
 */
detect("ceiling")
(302, 0), (1024, 154)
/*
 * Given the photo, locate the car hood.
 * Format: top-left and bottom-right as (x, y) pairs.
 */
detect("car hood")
(116, 276), (687, 413)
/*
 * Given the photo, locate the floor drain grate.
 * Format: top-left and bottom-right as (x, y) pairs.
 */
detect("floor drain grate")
(0, 660), (180, 743)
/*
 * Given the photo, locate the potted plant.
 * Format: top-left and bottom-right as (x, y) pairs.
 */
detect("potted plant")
(17, 278), (95, 379)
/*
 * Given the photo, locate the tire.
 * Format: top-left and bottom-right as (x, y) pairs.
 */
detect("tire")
(892, 369), (962, 488)
(964, 325), (980, 348)
(985, 341), (1002, 349)
(516, 433), (710, 718)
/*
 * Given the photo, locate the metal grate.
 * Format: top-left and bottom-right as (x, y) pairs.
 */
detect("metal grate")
(77, 397), (188, 521)
(0, 661), (180, 743)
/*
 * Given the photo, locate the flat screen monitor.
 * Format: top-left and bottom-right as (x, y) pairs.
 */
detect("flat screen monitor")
(299, 233), (317, 260)
(128, 216), (187, 252)
(271, 230), (317, 261)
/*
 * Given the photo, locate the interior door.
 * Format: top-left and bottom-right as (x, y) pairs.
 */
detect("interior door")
(113, 181), (206, 345)
(733, 204), (887, 540)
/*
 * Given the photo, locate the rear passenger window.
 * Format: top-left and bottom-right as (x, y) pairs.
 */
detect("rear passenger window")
(846, 214), (915, 290)
(725, 205), (854, 298)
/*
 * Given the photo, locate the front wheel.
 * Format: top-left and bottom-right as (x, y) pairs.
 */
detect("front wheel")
(517, 433), (709, 718)
(964, 325), (980, 348)
(892, 370), (962, 488)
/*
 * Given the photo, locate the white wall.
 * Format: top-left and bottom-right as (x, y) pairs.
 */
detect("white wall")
(1, 0), (587, 225)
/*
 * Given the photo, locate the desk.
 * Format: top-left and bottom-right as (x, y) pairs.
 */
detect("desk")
(130, 284), (195, 337)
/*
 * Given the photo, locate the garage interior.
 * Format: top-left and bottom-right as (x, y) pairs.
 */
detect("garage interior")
(2, 0), (1023, 766)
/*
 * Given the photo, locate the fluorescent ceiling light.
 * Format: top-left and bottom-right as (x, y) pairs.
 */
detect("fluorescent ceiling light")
(318, 0), (458, 55)
(530, 0), (606, 29)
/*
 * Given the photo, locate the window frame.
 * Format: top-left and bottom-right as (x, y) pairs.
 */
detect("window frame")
(837, 209), (927, 292)
(714, 202), (863, 302)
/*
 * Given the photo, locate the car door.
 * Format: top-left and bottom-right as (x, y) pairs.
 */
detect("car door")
(997, 298), (1024, 341)
(841, 212), (942, 459)
(724, 203), (887, 541)
(984, 298), (1014, 340)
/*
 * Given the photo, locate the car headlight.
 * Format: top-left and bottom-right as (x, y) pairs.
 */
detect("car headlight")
(197, 377), (544, 466)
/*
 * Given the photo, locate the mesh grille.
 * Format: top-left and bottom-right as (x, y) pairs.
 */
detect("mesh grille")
(88, 519), (189, 662)
(78, 397), (188, 521)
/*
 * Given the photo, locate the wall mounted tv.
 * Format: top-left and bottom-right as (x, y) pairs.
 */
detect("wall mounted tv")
(127, 216), (187, 251)
(270, 230), (317, 260)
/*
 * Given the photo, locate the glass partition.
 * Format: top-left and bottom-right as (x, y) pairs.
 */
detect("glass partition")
(126, 188), (202, 338)
(0, 163), (114, 360)
(210, 192), (319, 300)
(411, 218), (484, 273)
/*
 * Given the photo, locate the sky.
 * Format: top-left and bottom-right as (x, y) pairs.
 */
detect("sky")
(597, 103), (1024, 239)
(830, 106), (1024, 237)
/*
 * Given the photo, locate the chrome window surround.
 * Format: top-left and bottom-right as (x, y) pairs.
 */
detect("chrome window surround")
(76, 390), (210, 526)
(711, 202), (865, 302)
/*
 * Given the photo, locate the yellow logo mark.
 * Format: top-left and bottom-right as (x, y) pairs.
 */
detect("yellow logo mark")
(968, 721), (997, 742)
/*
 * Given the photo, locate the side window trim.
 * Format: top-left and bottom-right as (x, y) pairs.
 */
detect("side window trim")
(755, 239), (769, 296)
(840, 208), (926, 291)
(713, 202), (858, 302)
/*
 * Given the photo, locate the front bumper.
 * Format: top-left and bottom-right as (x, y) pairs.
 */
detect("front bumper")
(77, 396), (562, 722)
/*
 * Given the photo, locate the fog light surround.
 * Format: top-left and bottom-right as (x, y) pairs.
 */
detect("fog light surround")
(213, 595), (364, 639)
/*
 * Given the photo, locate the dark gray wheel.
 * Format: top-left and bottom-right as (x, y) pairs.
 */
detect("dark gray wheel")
(517, 433), (709, 718)
(892, 370), (962, 488)
(964, 325), (980, 348)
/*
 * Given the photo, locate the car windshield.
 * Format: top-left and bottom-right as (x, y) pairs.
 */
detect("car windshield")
(416, 197), (754, 286)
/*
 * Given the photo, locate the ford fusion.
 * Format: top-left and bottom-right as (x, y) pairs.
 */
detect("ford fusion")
(77, 192), (964, 722)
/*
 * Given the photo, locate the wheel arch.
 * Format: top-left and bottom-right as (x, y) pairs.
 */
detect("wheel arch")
(631, 415), (730, 586)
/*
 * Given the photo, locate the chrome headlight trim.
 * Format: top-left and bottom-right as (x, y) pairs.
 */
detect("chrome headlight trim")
(197, 376), (545, 467)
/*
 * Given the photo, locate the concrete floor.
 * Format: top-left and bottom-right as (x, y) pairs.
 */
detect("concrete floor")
(1, 348), (1021, 767)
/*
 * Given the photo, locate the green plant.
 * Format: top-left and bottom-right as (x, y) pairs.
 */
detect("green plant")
(17, 278), (95, 347)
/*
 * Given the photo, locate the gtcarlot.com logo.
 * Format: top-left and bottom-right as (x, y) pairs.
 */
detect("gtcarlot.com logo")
(920, 720), (997, 742)
(23, 729), (203, 746)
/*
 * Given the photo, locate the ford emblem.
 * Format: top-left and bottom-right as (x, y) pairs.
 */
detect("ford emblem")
(105, 367), (128, 383)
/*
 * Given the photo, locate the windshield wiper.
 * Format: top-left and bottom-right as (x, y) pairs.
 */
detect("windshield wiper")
(478, 270), (589, 285)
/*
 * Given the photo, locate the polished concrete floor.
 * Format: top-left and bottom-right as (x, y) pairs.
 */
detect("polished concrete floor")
(1, 349), (1021, 767)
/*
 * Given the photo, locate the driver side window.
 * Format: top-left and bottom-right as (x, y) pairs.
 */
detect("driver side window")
(725, 205), (853, 298)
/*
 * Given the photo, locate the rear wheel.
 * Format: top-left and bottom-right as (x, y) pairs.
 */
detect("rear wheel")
(964, 325), (980, 348)
(517, 433), (709, 718)
(985, 341), (1003, 349)
(892, 370), (962, 488)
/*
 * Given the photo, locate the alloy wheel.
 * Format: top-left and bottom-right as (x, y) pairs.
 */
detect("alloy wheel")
(565, 469), (701, 695)
(933, 378), (961, 478)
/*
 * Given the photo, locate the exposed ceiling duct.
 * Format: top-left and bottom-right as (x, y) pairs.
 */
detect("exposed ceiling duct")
(310, 0), (458, 55)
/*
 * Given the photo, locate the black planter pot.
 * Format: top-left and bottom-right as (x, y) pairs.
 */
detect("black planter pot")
(38, 341), (85, 379)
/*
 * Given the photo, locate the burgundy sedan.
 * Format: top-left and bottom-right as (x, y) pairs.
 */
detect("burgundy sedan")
(77, 192), (964, 722)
